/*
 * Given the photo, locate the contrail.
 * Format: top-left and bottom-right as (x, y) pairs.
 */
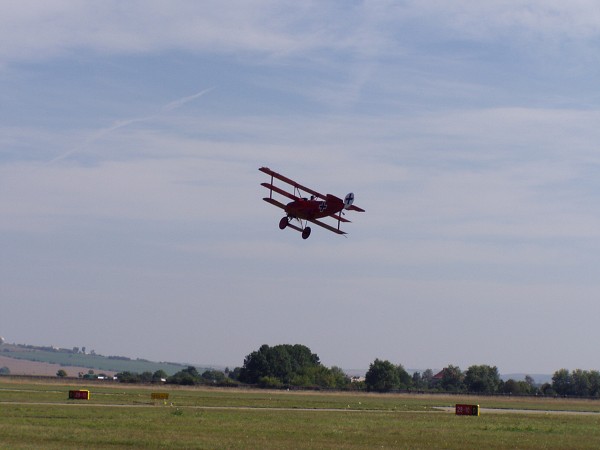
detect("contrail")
(163, 87), (214, 112)
(47, 87), (215, 164)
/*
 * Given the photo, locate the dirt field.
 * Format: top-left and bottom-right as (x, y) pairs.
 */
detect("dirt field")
(0, 355), (115, 377)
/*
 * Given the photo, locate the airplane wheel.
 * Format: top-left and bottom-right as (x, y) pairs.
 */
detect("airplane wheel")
(279, 217), (288, 230)
(302, 227), (311, 239)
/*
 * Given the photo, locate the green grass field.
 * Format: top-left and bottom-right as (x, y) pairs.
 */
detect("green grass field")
(2, 379), (600, 449)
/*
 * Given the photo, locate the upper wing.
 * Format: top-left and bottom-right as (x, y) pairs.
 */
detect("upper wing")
(259, 167), (326, 200)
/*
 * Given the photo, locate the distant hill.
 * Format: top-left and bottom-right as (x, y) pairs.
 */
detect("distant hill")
(0, 342), (208, 376)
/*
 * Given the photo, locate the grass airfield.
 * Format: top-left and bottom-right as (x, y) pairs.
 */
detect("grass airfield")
(2, 379), (600, 449)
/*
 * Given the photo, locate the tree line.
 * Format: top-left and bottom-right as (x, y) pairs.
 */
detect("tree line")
(365, 361), (600, 397)
(104, 344), (600, 398)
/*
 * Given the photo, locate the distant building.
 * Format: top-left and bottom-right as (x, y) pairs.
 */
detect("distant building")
(433, 370), (445, 381)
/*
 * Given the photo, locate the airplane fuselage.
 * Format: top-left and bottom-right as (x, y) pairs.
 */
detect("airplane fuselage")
(285, 194), (344, 220)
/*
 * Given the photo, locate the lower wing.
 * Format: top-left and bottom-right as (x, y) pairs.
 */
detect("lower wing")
(307, 218), (346, 235)
(262, 197), (286, 210)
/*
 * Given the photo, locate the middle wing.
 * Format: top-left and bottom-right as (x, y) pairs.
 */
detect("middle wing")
(260, 182), (298, 202)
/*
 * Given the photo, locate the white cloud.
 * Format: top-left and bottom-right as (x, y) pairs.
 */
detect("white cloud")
(0, 1), (365, 65)
(395, 0), (600, 40)
(5, 104), (600, 240)
(4, 1), (600, 68)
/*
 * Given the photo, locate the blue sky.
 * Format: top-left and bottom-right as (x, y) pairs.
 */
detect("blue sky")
(2, 1), (600, 375)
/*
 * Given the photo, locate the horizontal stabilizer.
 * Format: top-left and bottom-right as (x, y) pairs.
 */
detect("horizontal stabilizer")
(330, 213), (351, 223)
(348, 205), (365, 212)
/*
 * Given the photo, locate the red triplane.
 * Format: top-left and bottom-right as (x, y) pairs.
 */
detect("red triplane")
(259, 167), (365, 239)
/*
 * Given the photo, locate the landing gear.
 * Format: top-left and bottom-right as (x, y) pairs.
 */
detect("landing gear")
(302, 227), (311, 240)
(279, 217), (288, 230)
(279, 216), (312, 239)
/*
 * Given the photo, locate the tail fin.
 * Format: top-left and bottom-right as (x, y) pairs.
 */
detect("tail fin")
(344, 193), (355, 209)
